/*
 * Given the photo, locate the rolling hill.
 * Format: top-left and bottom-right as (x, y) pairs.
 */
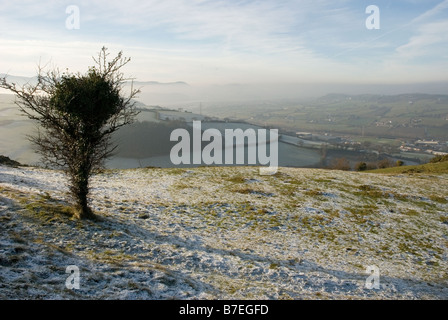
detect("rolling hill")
(1, 164), (447, 299)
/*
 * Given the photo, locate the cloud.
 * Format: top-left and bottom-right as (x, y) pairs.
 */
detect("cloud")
(81, 0), (304, 54)
(411, 0), (448, 23)
(1, 0), (447, 86)
(396, 20), (448, 59)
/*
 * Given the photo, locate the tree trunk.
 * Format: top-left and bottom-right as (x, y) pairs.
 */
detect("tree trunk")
(71, 163), (95, 220)
(74, 189), (95, 220)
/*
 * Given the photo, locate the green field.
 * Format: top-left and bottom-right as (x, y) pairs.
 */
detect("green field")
(202, 93), (448, 141)
(367, 160), (448, 174)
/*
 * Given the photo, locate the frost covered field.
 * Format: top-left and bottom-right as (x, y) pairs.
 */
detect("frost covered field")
(0, 164), (447, 299)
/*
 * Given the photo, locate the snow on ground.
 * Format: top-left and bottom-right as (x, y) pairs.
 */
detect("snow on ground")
(0, 164), (447, 299)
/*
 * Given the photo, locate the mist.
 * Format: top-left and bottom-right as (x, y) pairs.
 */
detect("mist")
(132, 80), (448, 107)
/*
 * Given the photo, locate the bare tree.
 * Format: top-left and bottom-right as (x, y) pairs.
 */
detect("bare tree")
(0, 47), (140, 219)
(330, 157), (351, 171)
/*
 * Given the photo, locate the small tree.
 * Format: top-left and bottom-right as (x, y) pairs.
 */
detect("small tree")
(377, 158), (393, 169)
(355, 161), (367, 171)
(396, 160), (404, 167)
(0, 47), (140, 219)
(330, 158), (351, 171)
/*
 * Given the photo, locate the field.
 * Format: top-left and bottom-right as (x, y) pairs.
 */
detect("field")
(0, 94), (36, 165)
(1, 164), (447, 299)
(201, 94), (448, 140)
(368, 159), (448, 174)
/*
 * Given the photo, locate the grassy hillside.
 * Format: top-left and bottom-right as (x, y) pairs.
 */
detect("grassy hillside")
(1, 164), (447, 299)
(368, 160), (448, 174)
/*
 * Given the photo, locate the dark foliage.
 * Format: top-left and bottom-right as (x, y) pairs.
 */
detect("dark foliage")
(355, 162), (367, 171)
(0, 155), (22, 167)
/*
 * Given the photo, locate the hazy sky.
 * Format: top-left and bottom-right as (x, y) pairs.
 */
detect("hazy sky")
(1, 0), (448, 88)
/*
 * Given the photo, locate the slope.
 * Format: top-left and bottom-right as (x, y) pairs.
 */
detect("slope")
(0, 164), (447, 299)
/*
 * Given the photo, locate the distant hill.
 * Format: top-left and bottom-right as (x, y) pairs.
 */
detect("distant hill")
(0, 74), (189, 88)
(0, 74), (37, 86)
(128, 81), (189, 87)
(0, 155), (22, 167)
(318, 93), (448, 104)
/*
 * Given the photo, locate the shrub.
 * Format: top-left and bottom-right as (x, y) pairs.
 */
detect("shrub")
(377, 159), (393, 169)
(355, 162), (367, 171)
(330, 158), (351, 171)
(1, 47), (139, 220)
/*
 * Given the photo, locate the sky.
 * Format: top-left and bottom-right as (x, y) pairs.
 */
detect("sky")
(0, 0), (448, 99)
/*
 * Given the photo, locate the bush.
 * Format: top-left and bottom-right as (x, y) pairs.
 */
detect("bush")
(355, 162), (367, 171)
(1, 47), (139, 220)
(330, 158), (351, 171)
(396, 160), (404, 167)
(377, 159), (393, 169)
